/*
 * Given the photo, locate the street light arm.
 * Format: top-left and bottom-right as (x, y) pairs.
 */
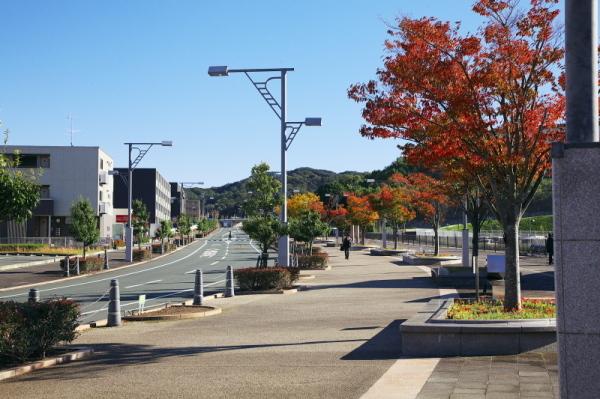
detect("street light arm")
(243, 72), (282, 120)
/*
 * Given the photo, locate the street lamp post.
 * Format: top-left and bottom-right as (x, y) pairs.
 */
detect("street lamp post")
(124, 141), (172, 262)
(208, 65), (322, 266)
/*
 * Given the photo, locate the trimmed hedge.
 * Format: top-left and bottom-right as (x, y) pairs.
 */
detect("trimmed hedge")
(297, 253), (328, 269)
(60, 256), (104, 273)
(132, 249), (152, 262)
(0, 299), (80, 366)
(234, 267), (299, 291)
(0, 243), (46, 251)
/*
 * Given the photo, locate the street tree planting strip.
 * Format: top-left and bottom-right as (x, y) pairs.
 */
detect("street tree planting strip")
(0, 347), (93, 381)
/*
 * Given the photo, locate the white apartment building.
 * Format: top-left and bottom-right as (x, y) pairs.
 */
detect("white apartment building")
(0, 145), (115, 241)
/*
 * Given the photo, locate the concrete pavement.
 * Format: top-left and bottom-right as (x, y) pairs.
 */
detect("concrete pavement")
(0, 244), (440, 398)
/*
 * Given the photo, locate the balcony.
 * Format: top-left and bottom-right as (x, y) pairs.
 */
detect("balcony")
(99, 202), (110, 215)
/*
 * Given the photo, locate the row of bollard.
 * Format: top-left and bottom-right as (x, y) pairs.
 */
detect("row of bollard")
(36, 264), (236, 327)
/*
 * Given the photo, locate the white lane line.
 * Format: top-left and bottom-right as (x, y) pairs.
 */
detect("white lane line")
(210, 261), (219, 266)
(80, 287), (194, 316)
(249, 240), (261, 254)
(0, 239), (209, 299)
(221, 257), (226, 260)
(124, 279), (162, 289)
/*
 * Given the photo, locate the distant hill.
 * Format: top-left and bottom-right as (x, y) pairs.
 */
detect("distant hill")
(187, 159), (553, 220)
(187, 167), (368, 217)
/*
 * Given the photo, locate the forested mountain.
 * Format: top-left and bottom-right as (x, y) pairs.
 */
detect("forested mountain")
(187, 158), (552, 219)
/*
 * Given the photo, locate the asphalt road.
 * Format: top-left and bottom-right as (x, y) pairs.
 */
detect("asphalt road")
(0, 227), (263, 323)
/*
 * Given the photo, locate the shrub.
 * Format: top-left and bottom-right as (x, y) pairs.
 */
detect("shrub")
(234, 267), (299, 291)
(0, 243), (46, 251)
(132, 249), (151, 262)
(297, 253), (328, 269)
(0, 299), (80, 366)
(60, 256), (104, 273)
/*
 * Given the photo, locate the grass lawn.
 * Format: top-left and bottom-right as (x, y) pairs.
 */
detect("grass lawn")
(441, 215), (553, 232)
(447, 298), (556, 320)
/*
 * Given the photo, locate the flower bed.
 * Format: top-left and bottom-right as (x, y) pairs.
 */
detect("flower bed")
(132, 249), (152, 262)
(447, 298), (556, 320)
(297, 253), (328, 269)
(0, 299), (79, 367)
(112, 239), (125, 249)
(234, 267), (299, 291)
(60, 256), (105, 273)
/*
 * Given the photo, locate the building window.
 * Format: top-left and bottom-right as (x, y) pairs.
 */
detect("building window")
(38, 155), (50, 168)
(40, 186), (50, 199)
(100, 159), (104, 170)
(99, 191), (103, 201)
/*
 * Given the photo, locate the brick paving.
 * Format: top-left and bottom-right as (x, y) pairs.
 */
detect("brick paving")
(416, 352), (559, 399)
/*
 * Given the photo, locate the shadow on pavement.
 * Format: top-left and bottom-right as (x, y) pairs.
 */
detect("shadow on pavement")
(341, 320), (405, 360)
(305, 277), (432, 291)
(5, 337), (373, 383)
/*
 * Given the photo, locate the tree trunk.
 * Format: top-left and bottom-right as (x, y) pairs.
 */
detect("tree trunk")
(433, 224), (440, 256)
(503, 217), (522, 310)
(472, 215), (480, 259)
(83, 245), (86, 259)
(360, 225), (365, 245)
(393, 224), (398, 250)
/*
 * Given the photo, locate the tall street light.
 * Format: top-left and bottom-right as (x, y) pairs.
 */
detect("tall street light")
(124, 141), (172, 262)
(208, 65), (322, 266)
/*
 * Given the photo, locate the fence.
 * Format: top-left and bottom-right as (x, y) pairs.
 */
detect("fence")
(0, 236), (114, 248)
(366, 230), (549, 255)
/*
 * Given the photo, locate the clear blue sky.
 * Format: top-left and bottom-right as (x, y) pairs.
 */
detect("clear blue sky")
(0, 1), (566, 187)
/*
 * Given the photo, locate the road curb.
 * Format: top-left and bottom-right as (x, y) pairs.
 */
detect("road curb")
(122, 305), (222, 321)
(0, 229), (222, 293)
(0, 257), (60, 272)
(0, 347), (93, 381)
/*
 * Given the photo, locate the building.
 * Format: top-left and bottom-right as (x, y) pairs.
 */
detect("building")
(170, 182), (186, 221)
(185, 199), (201, 220)
(0, 145), (115, 241)
(113, 168), (171, 237)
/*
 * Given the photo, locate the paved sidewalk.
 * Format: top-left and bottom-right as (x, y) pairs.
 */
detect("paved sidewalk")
(1, 246), (440, 399)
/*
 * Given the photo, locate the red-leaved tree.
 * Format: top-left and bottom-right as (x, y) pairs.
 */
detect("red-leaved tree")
(346, 194), (379, 245)
(349, 0), (564, 309)
(369, 185), (416, 249)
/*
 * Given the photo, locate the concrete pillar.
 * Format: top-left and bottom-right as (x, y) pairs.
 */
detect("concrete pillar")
(555, 1), (600, 396)
(75, 257), (80, 276)
(28, 288), (39, 303)
(193, 269), (204, 305)
(107, 279), (122, 327)
(225, 265), (234, 298)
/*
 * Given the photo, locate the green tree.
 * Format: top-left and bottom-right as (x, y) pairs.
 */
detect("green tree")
(177, 214), (191, 243)
(155, 219), (173, 253)
(132, 199), (149, 250)
(70, 197), (99, 258)
(242, 163), (284, 267)
(288, 211), (329, 255)
(0, 129), (40, 223)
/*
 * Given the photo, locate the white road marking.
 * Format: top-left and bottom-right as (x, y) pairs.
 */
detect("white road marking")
(0, 239), (210, 299)
(249, 240), (261, 254)
(124, 279), (162, 289)
(210, 261), (219, 266)
(202, 249), (219, 258)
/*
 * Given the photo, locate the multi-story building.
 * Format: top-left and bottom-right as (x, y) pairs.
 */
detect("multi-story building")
(170, 182), (186, 221)
(113, 168), (171, 237)
(0, 145), (115, 241)
(185, 199), (201, 220)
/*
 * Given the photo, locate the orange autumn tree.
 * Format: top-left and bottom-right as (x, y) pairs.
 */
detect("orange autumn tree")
(346, 194), (379, 245)
(327, 207), (351, 236)
(391, 173), (451, 255)
(369, 185), (416, 249)
(287, 192), (325, 218)
(349, 0), (564, 309)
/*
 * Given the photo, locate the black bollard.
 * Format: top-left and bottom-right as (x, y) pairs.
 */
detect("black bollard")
(28, 288), (40, 303)
(103, 248), (110, 270)
(225, 265), (234, 298)
(107, 279), (122, 327)
(193, 269), (204, 305)
(64, 256), (70, 277)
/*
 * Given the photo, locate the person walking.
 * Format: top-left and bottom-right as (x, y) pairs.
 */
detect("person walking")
(341, 235), (352, 260)
(545, 233), (554, 265)
(228, 231), (232, 240)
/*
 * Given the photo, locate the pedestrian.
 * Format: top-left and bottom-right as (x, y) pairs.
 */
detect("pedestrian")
(341, 235), (352, 260)
(545, 233), (554, 265)
(228, 231), (232, 240)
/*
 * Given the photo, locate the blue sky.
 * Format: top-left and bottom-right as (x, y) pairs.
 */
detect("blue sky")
(0, 1), (566, 187)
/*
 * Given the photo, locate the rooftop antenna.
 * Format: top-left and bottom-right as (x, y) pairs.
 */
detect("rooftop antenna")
(66, 114), (80, 146)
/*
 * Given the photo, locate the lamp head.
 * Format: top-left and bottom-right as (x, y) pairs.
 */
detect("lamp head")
(208, 66), (229, 77)
(161, 140), (173, 147)
(304, 117), (322, 127)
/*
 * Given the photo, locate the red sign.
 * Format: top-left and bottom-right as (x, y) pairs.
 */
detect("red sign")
(116, 215), (129, 223)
